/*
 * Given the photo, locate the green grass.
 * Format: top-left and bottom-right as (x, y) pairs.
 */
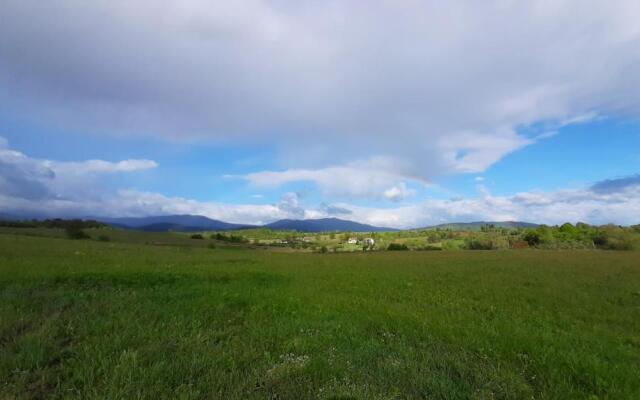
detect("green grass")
(1, 233), (639, 399)
(0, 227), (255, 250)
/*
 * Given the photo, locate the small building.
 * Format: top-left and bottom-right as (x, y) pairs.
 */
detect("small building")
(347, 237), (358, 244)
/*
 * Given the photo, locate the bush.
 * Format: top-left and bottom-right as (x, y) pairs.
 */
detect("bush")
(607, 239), (637, 251)
(523, 231), (541, 246)
(65, 224), (90, 240)
(464, 238), (495, 250)
(190, 234), (204, 239)
(319, 246), (328, 253)
(593, 228), (638, 250)
(441, 240), (464, 250)
(212, 233), (248, 243)
(426, 234), (439, 244)
(510, 240), (529, 249)
(98, 235), (110, 242)
(593, 231), (608, 248)
(387, 243), (409, 251)
(596, 232), (637, 250)
(207, 243), (216, 249)
(559, 223), (577, 236)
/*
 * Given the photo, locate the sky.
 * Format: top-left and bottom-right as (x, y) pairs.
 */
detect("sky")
(1, 0), (640, 228)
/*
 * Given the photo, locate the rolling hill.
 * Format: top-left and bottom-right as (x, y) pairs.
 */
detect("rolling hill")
(95, 215), (255, 232)
(264, 218), (396, 232)
(2, 213), (539, 233)
(95, 215), (395, 232)
(423, 221), (539, 231)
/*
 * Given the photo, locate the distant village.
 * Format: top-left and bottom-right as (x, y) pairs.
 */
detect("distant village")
(278, 236), (376, 247)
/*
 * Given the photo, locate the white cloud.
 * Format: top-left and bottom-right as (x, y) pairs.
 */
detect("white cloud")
(536, 131), (559, 140)
(2, 137), (640, 228)
(2, 2), (640, 221)
(275, 192), (305, 219)
(3, 169), (640, 227)
(243, 157), (424, 200)
(383, 182), (415, 201)
(0, 137), (158, 201)
(0, 189), (315, 225)
(2, 1), (640, 181)
(46, 159), (158, 175)
(343, 185), (640, 228)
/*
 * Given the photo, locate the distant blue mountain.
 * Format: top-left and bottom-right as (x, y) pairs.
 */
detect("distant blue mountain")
(95, 215), (255, 232)
(94, 215), (395, 232)
(1, 212), (537, 233)
(264, 218), (396, 232)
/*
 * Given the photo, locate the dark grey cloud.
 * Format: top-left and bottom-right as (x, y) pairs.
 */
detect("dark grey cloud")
(319, 202), (352, 216)
(275, 192), (305, 219)
(0, 161), (54, 200)
(590, 174), (640, 193)
(2, 1), (640, 182)
(0, 137), (157, 204)
(0, 142), (56, 200)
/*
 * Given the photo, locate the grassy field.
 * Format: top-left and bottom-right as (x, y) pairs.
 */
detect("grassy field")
(1, 233), (639, 399)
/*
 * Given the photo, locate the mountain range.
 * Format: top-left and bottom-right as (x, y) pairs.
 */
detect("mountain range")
(263, 218), (397, 232)
(90, 215), (537, 232)
(1, 212), (539, 232)
(94, 215), (255, 232)
(91, 215), (397, 232)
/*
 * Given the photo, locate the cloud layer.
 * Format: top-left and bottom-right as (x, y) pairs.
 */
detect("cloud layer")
(4, 180), (640, 228)
(0, 137), (157, 202)
(2, 0), (640, 185)
(2, 2), (640, 223)
(591, 174), (640, 193)
(243, 157), (421, 200)
(2, 136), (640, 227)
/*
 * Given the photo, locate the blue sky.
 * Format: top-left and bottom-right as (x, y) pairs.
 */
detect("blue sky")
(442, 118), (640, 198)
(1, 1), (640, 228)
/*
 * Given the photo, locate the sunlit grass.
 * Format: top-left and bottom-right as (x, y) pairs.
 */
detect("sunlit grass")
(1, 233), (639, 399)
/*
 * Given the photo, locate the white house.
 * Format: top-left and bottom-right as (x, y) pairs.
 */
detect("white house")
(347, 237), (358, 244)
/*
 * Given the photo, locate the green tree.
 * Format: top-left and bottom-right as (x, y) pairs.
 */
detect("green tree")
(65, 220), (90, 240)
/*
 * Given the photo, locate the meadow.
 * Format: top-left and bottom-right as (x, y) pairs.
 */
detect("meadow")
(1, 232), (639, 399)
